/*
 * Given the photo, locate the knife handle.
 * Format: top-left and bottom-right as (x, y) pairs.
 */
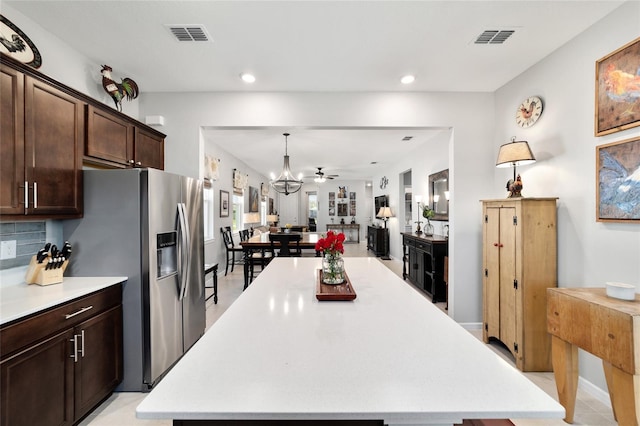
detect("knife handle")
(33, 182), (38, 209)
(24, 181), (28, 208)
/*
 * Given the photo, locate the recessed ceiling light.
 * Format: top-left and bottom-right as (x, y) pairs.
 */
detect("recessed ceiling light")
(401, 75), (415, 84)
(240, 73), (256, 83)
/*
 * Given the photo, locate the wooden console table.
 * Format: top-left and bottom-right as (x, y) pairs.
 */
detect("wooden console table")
(547, 288), (640, 424)
(326, 223), (360, 243)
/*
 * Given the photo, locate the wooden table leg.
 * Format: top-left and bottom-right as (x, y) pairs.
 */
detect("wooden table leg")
(551, 335), (578, 423)
(603, 360), (640, 425)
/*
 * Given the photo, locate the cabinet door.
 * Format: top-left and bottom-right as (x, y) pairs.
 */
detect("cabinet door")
(134, 127), (164, 169)
(85, 105), (133, 167)
(24, 76), (83, 216)
(1, 329), (75, 426)
(483, 206), (501, 339)
(498, 206), (517, 353)
(0, 64), (25, 215)
(74, 305), (123, 420)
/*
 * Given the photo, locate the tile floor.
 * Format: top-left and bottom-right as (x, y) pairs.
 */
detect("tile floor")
(78, 242), (616, 426)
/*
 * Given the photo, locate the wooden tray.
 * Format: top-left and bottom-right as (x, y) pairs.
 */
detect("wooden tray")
(316, 269), (357, 301)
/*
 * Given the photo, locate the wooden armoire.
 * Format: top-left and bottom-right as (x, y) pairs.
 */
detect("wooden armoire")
(481, 198), (558, 372)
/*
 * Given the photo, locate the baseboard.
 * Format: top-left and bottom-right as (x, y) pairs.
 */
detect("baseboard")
(579, 376), (611, 408)
(459, 322), (483, 331)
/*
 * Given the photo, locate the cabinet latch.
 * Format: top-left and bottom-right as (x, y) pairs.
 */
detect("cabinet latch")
(484, 214), (488, 223)
(514, 342), (519, 353)
(513, 215), (518, 225)
(484, 268), (488, 277)
(513, 279), (518, 289)
(484, 323), (488, 332)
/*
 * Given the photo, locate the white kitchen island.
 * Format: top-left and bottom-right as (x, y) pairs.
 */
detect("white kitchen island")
(137, 257), (563, 426)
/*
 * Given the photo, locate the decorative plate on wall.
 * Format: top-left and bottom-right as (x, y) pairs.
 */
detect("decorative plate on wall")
(0, 15), (42, 68)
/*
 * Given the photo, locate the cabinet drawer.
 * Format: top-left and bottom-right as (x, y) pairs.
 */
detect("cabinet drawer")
(415, 241), (431, 252)
(1, 284), (122, 358)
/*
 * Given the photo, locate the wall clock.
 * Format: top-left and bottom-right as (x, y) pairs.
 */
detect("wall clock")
(0, 15), (42, 68)
(515, 96), (543, 128)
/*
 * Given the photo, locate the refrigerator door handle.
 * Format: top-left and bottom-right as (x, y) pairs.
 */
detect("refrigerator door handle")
(177, 202), (190, 300)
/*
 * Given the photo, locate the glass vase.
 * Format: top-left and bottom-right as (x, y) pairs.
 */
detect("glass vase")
(425, 222), (434, 236)
(322, 253), (345, 285)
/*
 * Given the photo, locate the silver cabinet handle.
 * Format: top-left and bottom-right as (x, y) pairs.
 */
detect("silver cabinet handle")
(136, 161), (142, 166)
(79, 329), (85, 358)
(33, 182), (38, 209)
(24, 181), (28, 209)
(70, 334), (79, 363)
(65, 305), (93, 319)
(129, 159), (135, 164)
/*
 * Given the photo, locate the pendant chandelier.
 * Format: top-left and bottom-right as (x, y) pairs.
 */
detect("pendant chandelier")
(270, 133), (303, 195)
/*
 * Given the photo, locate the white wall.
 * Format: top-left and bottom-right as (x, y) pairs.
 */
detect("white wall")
(2, 4), (140, 119)
(140, 91), (496, 325)
(493, 1), (640, 395)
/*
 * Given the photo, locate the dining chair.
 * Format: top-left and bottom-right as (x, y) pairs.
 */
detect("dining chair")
(269, 233), (302, 257)
(239, 229), (250, 242)
(220, 227), (244, 276)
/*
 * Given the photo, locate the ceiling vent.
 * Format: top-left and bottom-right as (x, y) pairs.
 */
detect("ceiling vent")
(474, 30), (515, 44)
(402, 136), (413, 141)
(165, 25), (211, 42)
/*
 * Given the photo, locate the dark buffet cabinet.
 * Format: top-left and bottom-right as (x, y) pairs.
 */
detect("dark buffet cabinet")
(402, 233), (448, 302)
(0, 284), (123, 426)
(367, 226), (387, 257)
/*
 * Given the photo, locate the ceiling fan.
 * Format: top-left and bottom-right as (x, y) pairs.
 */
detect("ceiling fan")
(304, 167), (339, 183)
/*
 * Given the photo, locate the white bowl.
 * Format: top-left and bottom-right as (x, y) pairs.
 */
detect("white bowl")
(606, 282), (636, 301)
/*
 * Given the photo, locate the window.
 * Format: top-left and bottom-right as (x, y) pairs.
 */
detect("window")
(260, 199), (267, 225)
(308, 193), (318, 219)
(232, 193), (244, 231)
(203, 184), (214, 241)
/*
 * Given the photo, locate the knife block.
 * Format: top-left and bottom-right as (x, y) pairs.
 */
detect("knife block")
(25, 255), (69, 286)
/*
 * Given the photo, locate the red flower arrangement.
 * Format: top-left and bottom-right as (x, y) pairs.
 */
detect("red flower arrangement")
(315, 231), (345, 256)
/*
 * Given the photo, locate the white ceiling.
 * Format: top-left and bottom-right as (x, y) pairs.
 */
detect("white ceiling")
(5, 0), (625, 181)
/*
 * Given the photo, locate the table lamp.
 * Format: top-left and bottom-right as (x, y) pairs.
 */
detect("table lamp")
(377, 206), (393, 229)
(496, 137), (536, 198)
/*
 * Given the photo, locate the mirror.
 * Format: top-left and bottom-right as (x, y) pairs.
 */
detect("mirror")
(428, 169), (449, 221)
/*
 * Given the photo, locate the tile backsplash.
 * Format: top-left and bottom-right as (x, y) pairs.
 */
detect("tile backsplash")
(0, 221), (46, 270)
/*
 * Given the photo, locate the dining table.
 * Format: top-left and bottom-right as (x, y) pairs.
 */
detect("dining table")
(136, 257), (564, 426)
(240, 231), (321, 288)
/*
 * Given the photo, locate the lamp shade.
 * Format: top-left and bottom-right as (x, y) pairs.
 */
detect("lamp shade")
(496, 140), (536, 168)
(377, 206), (393, 218)
(266, 214), (279, 223)
(243, 212), (260, 224)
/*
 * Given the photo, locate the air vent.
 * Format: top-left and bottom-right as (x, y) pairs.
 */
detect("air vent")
(166, 25), (211, 42)
(474, 30), (515, 44)
(402, 136), (413, 141)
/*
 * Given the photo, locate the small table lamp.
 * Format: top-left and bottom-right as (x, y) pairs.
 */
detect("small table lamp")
(414, 195), (424, 234)
(266, 214), (279, 227)
(496, 137), (536, 198)
(377, 206), (393, 228)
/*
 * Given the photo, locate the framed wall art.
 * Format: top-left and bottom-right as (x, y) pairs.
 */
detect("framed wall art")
(0, 15), (42, 68)
(596, 136), (640, 221)
(249, 186), (259, 212)
(220, 190), (229, 217)
(595, 37), (640, 136)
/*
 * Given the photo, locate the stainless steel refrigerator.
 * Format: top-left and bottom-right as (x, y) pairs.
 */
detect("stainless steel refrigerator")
(63, 168), (205, 391)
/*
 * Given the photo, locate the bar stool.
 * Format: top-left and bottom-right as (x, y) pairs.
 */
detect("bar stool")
(204, 263), (218, 304)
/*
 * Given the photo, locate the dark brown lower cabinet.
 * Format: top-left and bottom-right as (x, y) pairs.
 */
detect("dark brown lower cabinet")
(0, 285), (123, 426)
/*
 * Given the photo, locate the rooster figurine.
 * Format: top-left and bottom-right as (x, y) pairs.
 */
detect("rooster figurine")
(101, 65), (139, 111)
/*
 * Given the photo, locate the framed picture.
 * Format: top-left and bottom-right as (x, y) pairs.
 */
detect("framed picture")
(249, 186), (259, 212)
(596, 136), (640, 221)
(595, 37), (640, 136)
(220, 190), (229, 217)
(349, 191), (356, 200)
(349, 200), (356, 216)
(338, 186), (348, 198)
(0, 15), (42, 68)
(269, 197), (274, 215)
(337, 203), (348, 216)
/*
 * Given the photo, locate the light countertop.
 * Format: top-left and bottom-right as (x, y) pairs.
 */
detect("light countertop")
(137, 257), (563, 425)
(0, 275), (127, 325)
